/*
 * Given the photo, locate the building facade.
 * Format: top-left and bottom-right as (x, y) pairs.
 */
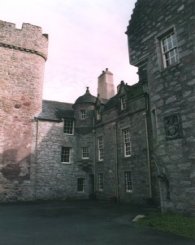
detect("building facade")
(0, 0), (194, 215)
(126, 0), (195, 214)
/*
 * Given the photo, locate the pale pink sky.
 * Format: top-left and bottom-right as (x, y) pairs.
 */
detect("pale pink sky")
(0, 0), (138, 103)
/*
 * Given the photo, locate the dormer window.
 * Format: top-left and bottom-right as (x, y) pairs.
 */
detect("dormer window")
(120, 96), (126, 111)
(80, 109), (86, 119)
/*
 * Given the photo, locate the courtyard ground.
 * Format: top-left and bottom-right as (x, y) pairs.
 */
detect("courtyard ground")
(0, 200), (194, 245)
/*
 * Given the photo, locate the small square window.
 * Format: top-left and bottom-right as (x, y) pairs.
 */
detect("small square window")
(64, 119), (74, 134)
(80, 110), (86, 119)
(77, 178), (85, 192)
(82, 147), (89, 159)
(160, 30), (178, 68)
(61, 147), (71, 163)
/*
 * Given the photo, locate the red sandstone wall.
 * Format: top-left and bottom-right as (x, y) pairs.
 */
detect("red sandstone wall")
(0, 20), (48, 201)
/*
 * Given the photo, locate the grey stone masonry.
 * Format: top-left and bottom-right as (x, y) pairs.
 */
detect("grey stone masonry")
(95, 82), (151, 204)
(126, 0), (195, 214)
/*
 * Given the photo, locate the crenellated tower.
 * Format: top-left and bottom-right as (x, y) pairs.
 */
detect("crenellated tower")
(0, 20), (48, 201)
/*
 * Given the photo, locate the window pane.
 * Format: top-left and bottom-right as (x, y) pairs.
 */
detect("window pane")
(81, 110), (86, 119)
(82, 147), (89, 159)
(121, 96), (126, 110)
(61, 147), (71, 162)
(98, 136), (104, 161)
(122, 129), (131, 157)
(98, 173), (103, 191)
(64, 119), (74, 134)
(124, 171), (132, 192)
(161, 31), (178, 68)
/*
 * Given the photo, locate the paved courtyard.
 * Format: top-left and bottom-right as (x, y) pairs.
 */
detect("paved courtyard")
(0, 200), (194, 245)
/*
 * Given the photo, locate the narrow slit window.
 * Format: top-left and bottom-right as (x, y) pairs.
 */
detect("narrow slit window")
(98, 136), (104, 161)
(98, 173), (103, 191)
(124, 171), (133, 192)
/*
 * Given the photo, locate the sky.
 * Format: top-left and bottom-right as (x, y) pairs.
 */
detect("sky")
(0, 0), (138, 103)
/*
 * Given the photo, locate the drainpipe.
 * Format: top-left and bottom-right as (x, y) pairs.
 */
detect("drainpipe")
(143, 95), (152, 199)
(92, 116), (96, 196)
(153, 155), (165, 213)
(34, 118), (39, 199)
(114, 121), (120, 201)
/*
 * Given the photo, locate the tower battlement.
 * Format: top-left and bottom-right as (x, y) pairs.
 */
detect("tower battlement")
(0, 20), (48, 60)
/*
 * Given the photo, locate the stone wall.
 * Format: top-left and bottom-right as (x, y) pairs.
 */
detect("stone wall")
(127, 0), (195, 214)
(0, 20), (48, 201)
(95, 87), (151, 203)
(33, 120), (90, 200)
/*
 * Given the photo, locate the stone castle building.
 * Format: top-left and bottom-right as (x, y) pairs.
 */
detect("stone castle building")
(0, 0), (194, 215)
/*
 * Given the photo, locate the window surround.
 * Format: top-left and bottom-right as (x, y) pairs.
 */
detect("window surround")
(124, 171), (133, 193)
(82, 147), (89, 159)
(63, 119), (74, 135)
(61, 146), (72, 164)
(122, 128), (132, 157)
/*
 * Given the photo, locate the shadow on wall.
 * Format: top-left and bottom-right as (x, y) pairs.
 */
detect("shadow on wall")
(1, 149), (31, 183)
(0, 122), (58, 201)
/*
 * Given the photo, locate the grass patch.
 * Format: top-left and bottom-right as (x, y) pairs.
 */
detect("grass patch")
(138, 212), (195, 240)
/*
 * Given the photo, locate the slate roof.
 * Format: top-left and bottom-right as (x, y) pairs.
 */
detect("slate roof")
(37, 100), (74, 121)
(104, 82), (144, 111)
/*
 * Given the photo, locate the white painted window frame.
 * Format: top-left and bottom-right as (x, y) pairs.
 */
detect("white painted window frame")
(122, 128), (132, 157)
(98, 136), (104, 161)
(82, 147), (89, 159)
(160, 30), (178, 68)
(98, 173), (104, 191)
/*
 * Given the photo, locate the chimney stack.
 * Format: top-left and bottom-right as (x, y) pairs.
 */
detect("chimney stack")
(97, 68), (115, 100)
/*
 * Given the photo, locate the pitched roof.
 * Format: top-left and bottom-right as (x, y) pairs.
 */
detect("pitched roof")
(104, 82), (144, 111)
(37, 100), (74, 121)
